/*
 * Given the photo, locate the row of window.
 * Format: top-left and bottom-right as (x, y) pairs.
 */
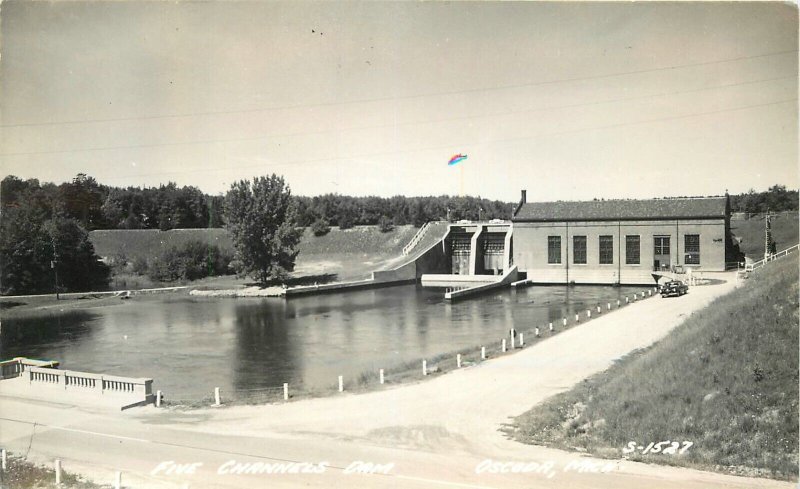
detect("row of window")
(547, 235), (701, 265)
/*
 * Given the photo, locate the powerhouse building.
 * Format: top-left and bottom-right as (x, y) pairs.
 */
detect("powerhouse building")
(511, 191), (731, 285)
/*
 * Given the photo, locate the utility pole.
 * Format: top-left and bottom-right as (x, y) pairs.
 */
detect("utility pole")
(764, 210), (776, 260)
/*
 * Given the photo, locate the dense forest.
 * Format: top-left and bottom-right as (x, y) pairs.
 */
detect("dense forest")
(3, 175), (797, 233)
(0, 174), (515, 231)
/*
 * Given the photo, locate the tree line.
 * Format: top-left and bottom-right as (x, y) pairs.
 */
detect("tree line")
(727, 185), (798, 215)
(1, 174), (516, 232)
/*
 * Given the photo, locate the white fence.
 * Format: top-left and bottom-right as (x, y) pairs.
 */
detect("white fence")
(402, 221), (432, 256)
(745, 244), (799, 272)
(0, 358), (59, 380)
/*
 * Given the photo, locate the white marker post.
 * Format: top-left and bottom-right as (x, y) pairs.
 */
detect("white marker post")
(115, 471), (122, 489)
(283, 383), (289, 401)
(607, 302), (611, 310)
(510, 332), (516, 349)
(519, 333), (524, 346)
(587, 310), (591, 318)
(481, 346), (486, 360)
(457, 354), (462, 368)
(597, 305), (601, 313)
(549, 322), (553, 332)
(575, 313), (579, 322)
(379, 369), (385, 384)
(422, 360), (428, 376)
(562, 318), (567, 327)
(338, 375), (344, 392)
(617, 299), (621, 307)
(625, 296), (629, 304)
(55, 460), (62, 485)
(1, 449), (6, 471)
(502, 339), (507, 352)
(214, 387), (221, 406)
(156, 390), (161, 408)
(535, 327), (540, 337)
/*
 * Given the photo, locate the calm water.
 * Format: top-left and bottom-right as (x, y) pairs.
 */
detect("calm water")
(1, 284), (643, 400)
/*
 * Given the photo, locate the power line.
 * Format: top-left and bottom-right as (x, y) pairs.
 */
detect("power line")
(95, 97), (796, 184)
(2, 75), (794, 158)
(1, 49), (796, 129)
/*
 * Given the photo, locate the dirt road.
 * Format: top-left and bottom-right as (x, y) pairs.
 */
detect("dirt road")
(0, 274), (792, 488)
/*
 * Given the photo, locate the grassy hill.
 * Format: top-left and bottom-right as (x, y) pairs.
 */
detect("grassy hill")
(505, 253), (799, 480)
(730, 211), (798, 259)
(90, 225), (432, 283)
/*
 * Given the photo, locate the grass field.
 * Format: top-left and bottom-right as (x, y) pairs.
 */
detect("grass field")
(504, 253), (799, 481)
(89, 225), (428, 284)
(0, 453), (102, 489)
(730, 211), (798, 259)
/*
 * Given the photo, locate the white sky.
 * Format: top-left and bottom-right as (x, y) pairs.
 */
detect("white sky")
(1, 1), (797, 201)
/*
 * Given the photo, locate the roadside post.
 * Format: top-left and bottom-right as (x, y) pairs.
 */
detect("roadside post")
(379, 369), (385, 384)
(55, 460), (62, 485)
(422, 360), (427, 376)
(283, 383), (289, 401)
(214, 387), (221, 406)
(481, 346), (486, 360)
(457, 354), (462, 368)
(338, 375), (344, 392)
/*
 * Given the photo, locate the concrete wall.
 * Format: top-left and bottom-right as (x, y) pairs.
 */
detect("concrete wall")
(513, 218), (726, 284)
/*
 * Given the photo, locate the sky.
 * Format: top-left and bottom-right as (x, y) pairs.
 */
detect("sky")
(1, 1), (797, 202)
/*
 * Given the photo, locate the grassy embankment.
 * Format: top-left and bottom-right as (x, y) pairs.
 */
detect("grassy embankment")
(505, 253), (798, 480)
(89, 225), (425, 289)
(0, 453), (103, 489)
(730, 211), (798, 259)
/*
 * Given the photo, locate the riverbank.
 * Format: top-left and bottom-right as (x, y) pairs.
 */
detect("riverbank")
(504, 255), (798, 480)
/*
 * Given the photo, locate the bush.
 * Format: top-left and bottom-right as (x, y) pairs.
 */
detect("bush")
(146, 240), (233, 282)
(311, 218), (331, 236)
(377, 216), (394, 233)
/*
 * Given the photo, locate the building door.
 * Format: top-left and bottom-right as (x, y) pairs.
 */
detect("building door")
(653, 236), (671, 271)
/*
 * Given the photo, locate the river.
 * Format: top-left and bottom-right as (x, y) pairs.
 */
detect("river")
(0, 284), (644, 401)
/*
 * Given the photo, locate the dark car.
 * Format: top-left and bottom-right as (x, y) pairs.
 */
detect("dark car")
(660, 280), (688, 297)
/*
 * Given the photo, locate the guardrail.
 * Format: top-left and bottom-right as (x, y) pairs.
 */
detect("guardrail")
(402, 221), (432, 256)
(745, 244), (799, 272)
(26, 367), (153, 398)
(0, 358), (60, 380)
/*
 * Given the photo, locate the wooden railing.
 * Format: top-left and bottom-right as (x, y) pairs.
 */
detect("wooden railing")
(402, 221), (432, 256)
(745, 244), (799, 272)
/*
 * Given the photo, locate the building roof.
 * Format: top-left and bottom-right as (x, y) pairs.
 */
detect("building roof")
(513, 197), (728, 222)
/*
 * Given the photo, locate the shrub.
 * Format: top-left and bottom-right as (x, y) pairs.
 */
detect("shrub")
(377, 216), (394, 233)
(146, 240), (233, 282)
(311, 218), (331, 236)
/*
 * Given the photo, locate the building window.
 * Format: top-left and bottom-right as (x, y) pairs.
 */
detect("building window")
(625, 235), (640, 265)
(599, 235), (613, 264)
(573, 236), (587, 264)
(548, 236), (561, 264)
(685, 234), (700, 265)
(654, 236), (670, 255)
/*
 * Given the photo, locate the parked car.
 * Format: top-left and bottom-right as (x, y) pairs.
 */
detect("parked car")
(660, 280), (688, 297)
